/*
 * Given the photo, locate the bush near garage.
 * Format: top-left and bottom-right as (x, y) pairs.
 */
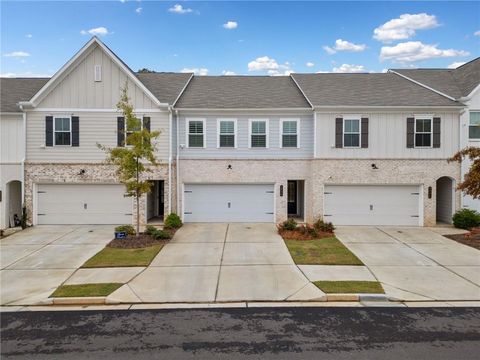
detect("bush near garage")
(115, 225), (135, 235)
(164, 213), (183, 229)
(452, 209), (480, 230)
(278, 218), (335, 240)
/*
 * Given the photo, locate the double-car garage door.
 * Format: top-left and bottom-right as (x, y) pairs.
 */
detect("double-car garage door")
(183, 184), (275, 223)
(37, 184), (132, 225)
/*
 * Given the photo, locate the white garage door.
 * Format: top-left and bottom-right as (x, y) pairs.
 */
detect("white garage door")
(184, 184), (274, 223)
(37, 184), (132, 225)
(324, 185), (421, 226)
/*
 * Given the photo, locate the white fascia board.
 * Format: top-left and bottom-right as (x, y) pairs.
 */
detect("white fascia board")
(172, 73), (194, 107)
(289, 74), (314, 109)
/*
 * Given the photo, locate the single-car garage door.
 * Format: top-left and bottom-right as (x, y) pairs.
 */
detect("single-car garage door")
(184, 184), (274, 223)
(324, 185), (421, 226)
(37, 184), (132, 225)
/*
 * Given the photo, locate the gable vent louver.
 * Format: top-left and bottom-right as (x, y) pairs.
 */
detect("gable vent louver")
(94, 65), (102, 82)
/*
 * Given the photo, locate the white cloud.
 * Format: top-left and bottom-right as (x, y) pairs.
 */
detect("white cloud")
(135, 7), (142, 14)
(181, 67), (208, 76)
(474, 30), (480, 37)
(222, 70), (236, 75)
(223, 21), (238, 30)
(306, 62), (315, 67)
(26, 34), (32, 38)
(448, 61), (466, 69)
(80, 27), (111, 36)
(323, 39), (366, 54)
(3, 51), (30, 58)
(1, 71), (51, 78)
(373, 13), (439, 43)
(248, 56), (279, 71)
(119, 0), (127, 3)
(168, 4), (193, 14)
(332, 64), (366, 73)
(380, 41), (469, 62)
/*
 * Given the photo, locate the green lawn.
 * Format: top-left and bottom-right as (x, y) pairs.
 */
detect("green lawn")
(50, 283), (123, 297)
(82, 245), (163, 268)
(314, 281), (385, 294)
(284, 237), (363, 265)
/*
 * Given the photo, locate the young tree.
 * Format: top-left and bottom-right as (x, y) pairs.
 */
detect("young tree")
(99, 83), (160, 236)
(449, 146), (480, 199)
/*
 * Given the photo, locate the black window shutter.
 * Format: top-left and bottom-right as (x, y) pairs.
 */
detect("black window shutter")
(361, 117), (369, 148)
(406, 117), (415, 148)
(117, 117), (125, 147)
(45, 116), (53, 147)
(71, 116), (80, 147)
(335, 117), (343, 148)
(143, 117), (151, 132)
(433, 117), (441, 148)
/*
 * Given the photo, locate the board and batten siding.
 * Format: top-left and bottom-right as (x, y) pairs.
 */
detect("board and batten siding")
(0, 114), (24, 163)
(178, 115), (314, 159)
(316, 111), (460, 159)
(37, 45), (156, 109)
(26, 111), (170, 163)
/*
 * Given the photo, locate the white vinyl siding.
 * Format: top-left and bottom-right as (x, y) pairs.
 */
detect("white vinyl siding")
(343, 116), (360, 148)
(187, 119), (205, 148)
(26, 111), (170, 162)
(281, 119), (300, 148)
(0, 114), (24, 163)
(217, 119), (237, 148)
(54, 116), (71, 146)
(249, 119), (268, 148)
(414, 116), (432, 148)
(469, 111), (480, 140)
(37, 44), (156, 109)
(315, 111), (459, 159)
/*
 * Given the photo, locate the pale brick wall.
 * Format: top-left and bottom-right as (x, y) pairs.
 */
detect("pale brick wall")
(24, 163), (170, 226)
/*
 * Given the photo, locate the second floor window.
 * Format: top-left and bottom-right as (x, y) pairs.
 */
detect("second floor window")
(188, 120), (205, 147)
(250, 120), (267, 148)
(343, 118), (360, 148)
(470, 112), (480, 140)
(54, 117), (71, 146)
(218, 120), (236, 148)
(415, 118), (432, 147)
(126, 117), (142, 146)
(282, 120), (299, 148)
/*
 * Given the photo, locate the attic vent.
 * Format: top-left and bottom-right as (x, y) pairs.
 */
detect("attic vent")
(94, 65), (102, 82)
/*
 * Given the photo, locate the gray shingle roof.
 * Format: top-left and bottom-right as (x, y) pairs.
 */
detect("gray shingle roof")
(174, 76), (311, 108)
(393, 58), (480, 99)
(291, 73), (462, 107)
(0, 77), (49, 112)
(135, 72), (193, 105)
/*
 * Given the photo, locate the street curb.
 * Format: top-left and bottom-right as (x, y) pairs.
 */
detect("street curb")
(325, 294), (359, 302)
(52, 297), (106, 305)
(358, 294), (389, 302)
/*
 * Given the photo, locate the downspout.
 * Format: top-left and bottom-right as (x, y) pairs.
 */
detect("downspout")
(168, 105), (173, 215)
(20, 106), (26, 207)
(175, 109), (180, 215)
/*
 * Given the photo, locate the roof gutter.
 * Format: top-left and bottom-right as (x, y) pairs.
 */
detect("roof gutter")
(18, 104), (27, 209)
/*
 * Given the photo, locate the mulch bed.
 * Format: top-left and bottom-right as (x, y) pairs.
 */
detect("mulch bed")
(444, 230), (480, 250)
(107, 228), (177, 249)
(279, 228), (334, 241)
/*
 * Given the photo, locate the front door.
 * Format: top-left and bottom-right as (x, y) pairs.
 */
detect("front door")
(287, 181), (297, 216)
(158, 180), (165, 217)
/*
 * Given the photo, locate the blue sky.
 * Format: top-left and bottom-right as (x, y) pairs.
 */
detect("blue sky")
(1, 1), (479, 77)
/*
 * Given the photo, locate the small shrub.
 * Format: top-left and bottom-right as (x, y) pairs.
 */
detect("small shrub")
(115, 225), (135, 235)
(144, 225), (158, 236)
(314, 219), (335, 233)
(152, 229), (171, 240)
(280, 218), (298, 231)
(297, 224), (318, 238)
(452, 209), (480, 230)
(164, 213), (182, 229)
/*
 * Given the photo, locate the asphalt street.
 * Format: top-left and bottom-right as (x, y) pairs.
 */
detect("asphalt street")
(1, 307), (480, 359)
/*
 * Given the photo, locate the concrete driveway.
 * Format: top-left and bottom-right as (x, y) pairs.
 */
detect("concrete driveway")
(112, 223), (325, 303)
(335, 227), (480, 301)
(1, 225), (113, 305)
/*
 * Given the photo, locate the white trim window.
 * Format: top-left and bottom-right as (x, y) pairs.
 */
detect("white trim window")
(54, 116), (71, 146)
(125, 115), (143, 147)
(469, 111), (480, 140)
(249, 119), (268, 148)
(187, 118), (206, 148)
(343, 116), (360, 148)
(217, 119), (237, 148)
(414, 116), (433, 148)
(281, 119), (300, 148)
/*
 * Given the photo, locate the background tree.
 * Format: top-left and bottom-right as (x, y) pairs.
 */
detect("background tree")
(99, 83), (160, 236)
(137, 68), (156, 73)
(449, 146), (480, 199)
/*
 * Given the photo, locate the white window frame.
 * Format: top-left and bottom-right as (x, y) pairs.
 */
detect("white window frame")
(414, 115), (433, 148)
(280, 118), (301, 149)
(343, 115), (361, 149)
(217, 118), (237, 148)
(248, 119), (269, 148)
(469, 111), (480, 141)
(53, 115), (72, 147)
(186, 118), (206, 148)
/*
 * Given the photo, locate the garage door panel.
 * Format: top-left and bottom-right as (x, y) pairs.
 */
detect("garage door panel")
(37, 184), (132, 225)
(324, 185), (420, 226)
(184, 184), (274, 223)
